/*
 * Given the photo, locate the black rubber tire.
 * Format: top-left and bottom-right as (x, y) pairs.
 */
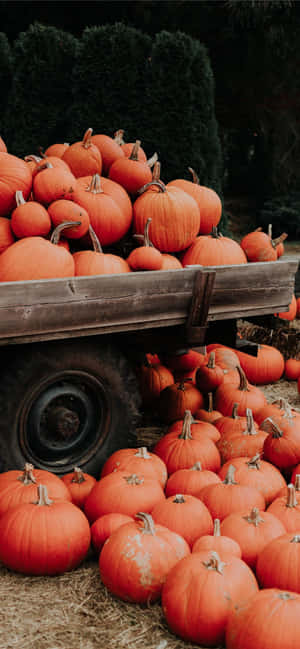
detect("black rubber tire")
(0, 338), (141, 476)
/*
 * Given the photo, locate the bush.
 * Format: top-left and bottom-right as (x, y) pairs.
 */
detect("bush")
(258, 192), (300, 240)
(0, 32), (13, 140)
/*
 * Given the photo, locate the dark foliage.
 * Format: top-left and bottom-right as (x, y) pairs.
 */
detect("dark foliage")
(258, 192), (300, 239)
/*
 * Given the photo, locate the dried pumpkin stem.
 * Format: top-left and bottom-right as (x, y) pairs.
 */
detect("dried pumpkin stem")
(213, 519), (221, 536)
(129, 140), (141, 161)
(286, 483), (298, 508)
(135, 447), (151, 459)
(207, 352), (216, 369)
(173, 494), (186, 503)
(147, 152), (158, 168)
(88, 224), (103, 253)
(151, 161), (161, 182)
(236, 365), (249, 392)
(82, 128), (93, 148)
(188, 167), (200, 185)
(86, 173), (103, 194)
(223, 464), (238, 485)
(246, 454), (261, 470)
(291, 535), (300, 543)
(295, 475), (300, 491)
(243, 507), (264, 527)
(51, 221), (82, 245)
(114, 129), (125, 145)
(71, 467), (86, 484)
(202, 551), (226, 574)
(261, 417), (283, 438)
(15, 190), (26, 207)
(190, 461), (202, 471)
(34, 484), (53, 506)
(207, 392), (214, 413)
(138, 179), (167, 195)
(136, 512), (156, 535)
(123, 474), (144, 485)
(178, 410), (193, 440)
(242, 409), (257, 435)
(17, 463), (37, 485)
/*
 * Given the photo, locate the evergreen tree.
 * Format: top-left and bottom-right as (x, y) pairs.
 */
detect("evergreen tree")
(0, 32), (13, 140)
(3, 22), (79, 157)
(66, 23), (152, 145)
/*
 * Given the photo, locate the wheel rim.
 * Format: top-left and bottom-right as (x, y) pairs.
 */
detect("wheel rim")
(18, 370), (111, 473)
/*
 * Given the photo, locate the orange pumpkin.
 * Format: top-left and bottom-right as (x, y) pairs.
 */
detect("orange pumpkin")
(0, 152), (32, 216)
(73, 225), (130, 276)
(100, 446), (168, 488)
(109, 140), (152, 195)
(91, 132), (125, 174)
(0, 216), (15, 252)
(168, 167), (222, 235)
(181, 227), (247, 266)
(11, 190), (52, 238)
(62, 128), (102, 178)
(192, 518), (242, 558)
(61, 467), (96, 509)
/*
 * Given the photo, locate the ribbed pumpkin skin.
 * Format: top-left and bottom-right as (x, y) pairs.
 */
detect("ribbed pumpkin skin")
(276, 294), (297, 321)
(181, 233), (247, 267)
(256, 532), (300, 592)
(168, 417), (221, 443)
(219, 456), (286, 505)
(91, 512), (134, 553)
(226, 588), (300, 649)
(199, 477), (266, 522)
(240, 230), (278, 262)
(158, 381), (205, 422)
(11, 200), (52, 238)
(48, 200), (90, 239)
(91, 133), (125, 174)
(133, 186), (200, 253)
(153, 429), (221, 475)
(192, 528), (242, 558)
(32, 166), (77, 206)
(44, 143), (69, 158)
(167, 179), (222, 235)
(235, 344), (285, 385)
(165, 465), (221, 498)
(0, 236), (75, 281)
(109, 157), (152, 195)
(0, 136), (7, 152)
(73, 249), (130, 276)
(0, 496), (91, 575)
(84, 471), (165, 523)
(62, 139), (102, 178)
(100, 447), (168, 488)
(99, 515), (190, 603)
(214, 368), (267, 418)
(151, 494), (213, 547)
(137, 362), (174, 406)
(162, 550), (259, 647)
(0, 152), (32, 216)
(61, 469), (97, 509)
(267, 488), (300, 532)
(285, 358), (300, 380)
(0, 216), (15, 252)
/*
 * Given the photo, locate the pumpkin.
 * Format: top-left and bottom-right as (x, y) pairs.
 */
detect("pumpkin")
(70, 173), (132, 245)
(44, 142), (70, 158)
(194, 392), (222, 424)
(267, 483), (300, 532)
(165, 461), (221, 498)
(160, 253), (183, 269)
(218, 454), (286, 505)
(215, 403), (252, 436)
(0, 221), (76, 281)
(61, 466), (96, 509)
(168, 410), (221, 443)
(91, 132), (125, 174)
(99, 512), (190, 603)
(235, 343), (285, 385)
(181, 226), (247, 267)
(62, 127), (102, 178)
(195, 351), (225, 392)
(285, 358), (300, 380)
(220, 506), (286, 569)
(162, 550), (258, 647)
(91, 512), (134, 554)
(275, 293), (297, 321)
(240, 226), (287, 262)
(0, 135), (7, 152)
(73, 225), (130, 276)
(0, 216), (15, 252)
(0, 152), (32, 216)
(151, 493), (213, 547)
(256, 532), (300, 592)
(262, 416), (300, 470)
(199, 464), (266, 521)
(268, 223), (285, 257)
(214, 365), (267, 417)
(0, 484), (91, 575)
(127, 217), (163, 271)
(31, 155), (71, 177)
(136, 357), (174, 406)
(192, 517), (242, 558)
(114, 129), (147, 161)
(297, 296), (300, 318)
(32, 162), (76, 205)
(206, 344), (241, 371)
(48, 199), (90, 239)
(153, 410), (221, 475)
(168, 167), (222, 235)
(158, 380), (204, 423)
(255, 397), (300, 428)
(225, 588), (300, 649)
(100, 446), (168, 488)
(216, 408), (268, 463)
(0, 462), (71, 517)
(109, 140), (152, 195)
(162, 348), (206, 372)
(84, 471), (165, 523)
(11, 190), (52, 238)
(133, 179), (200, 253)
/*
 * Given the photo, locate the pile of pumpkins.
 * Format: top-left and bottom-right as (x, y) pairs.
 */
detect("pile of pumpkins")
(0, 127), (290, 281)
(1, 341), (300, 648)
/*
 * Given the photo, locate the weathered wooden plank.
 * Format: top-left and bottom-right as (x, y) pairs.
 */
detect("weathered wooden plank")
(0, 258), (297, 344)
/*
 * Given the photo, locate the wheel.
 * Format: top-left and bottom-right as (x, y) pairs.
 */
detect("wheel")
(0, 338), (141, 476)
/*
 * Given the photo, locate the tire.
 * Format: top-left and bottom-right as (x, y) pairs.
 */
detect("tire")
(0, 338), (141, 476)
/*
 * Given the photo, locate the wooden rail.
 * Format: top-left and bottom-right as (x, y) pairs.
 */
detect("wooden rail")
(0, 257), (298, 346)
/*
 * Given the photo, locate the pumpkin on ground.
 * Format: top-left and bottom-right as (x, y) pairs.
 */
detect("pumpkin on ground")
(91, 512), (134, 554)
(61, 467), (96, 509)
(216, 408), (268, 463)
(214, 365), (267, 417)
(0, 463), (71, 517)
(99, 512), (190, 603)
(199, 464), (266, 521)
(192, 517), (242, 558)
(151, 493), (213, 547)
(0, 484), (91, 575)
(165, 461), (221, 498)
(136, 357), (174, 407)
(100, 446), (168, 488)
(0, 151), (32, 216)
(256, 532), (300, 592)
(267, 483), (300, 532)
(162, 550), (258, 647)
(235, 343), (285, 385)
(218, 454), (286, 505)
(158, 380), (204, 423)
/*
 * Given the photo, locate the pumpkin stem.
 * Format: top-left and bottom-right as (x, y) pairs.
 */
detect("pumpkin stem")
(86, 173), (104, 194)
(88, 224), (103, 253)
(15, 190), (26, 207)
(290, 535), (300, 543)
(211, 226), (222, 239)
(295, 474), (300, 491)
(188, 167), (200, 185)
(114, 129), (125, 145)
(242, 409), (257, 436)
(236, 365), (249, 392)
(51, 221), (82, 245)
(202, 551), (226, 574)
(151, 161), (161, 182)
(129, 140), (142, 161)
(137, 179), (167, 195)
(82, 128), (93, 149)
(271, 232), (288, 248)
(213, 519), (221, 536)
(246, 453), (261, 470)
(243, 507), (264, 527)
(286, 483), (298, 508)
(24, 154), (43, 164)
(123, 474), (144, 485)
(207, 351), (216, 369)
(207, 392), (214, 413)
(134, 218), (154, 248)
(178, 410), (193, 440)
(34, 484), (53, 506)
(146, 151), (158, 168)
(230, 403), (239, 419)
(134, 447), (151, 459)
(190, 461), (202, 471)
(17, 463), (37, 485)
(278, 592), (296, 600)
(71, 467), (86, 484)
(223, 464), (238, 485)
(173, 494), (186, 503)
(135, 512), (156, 535)
(261, 417), (283, 438)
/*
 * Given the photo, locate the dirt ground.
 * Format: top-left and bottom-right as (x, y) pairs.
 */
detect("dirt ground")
(0, 375), (299, 649)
